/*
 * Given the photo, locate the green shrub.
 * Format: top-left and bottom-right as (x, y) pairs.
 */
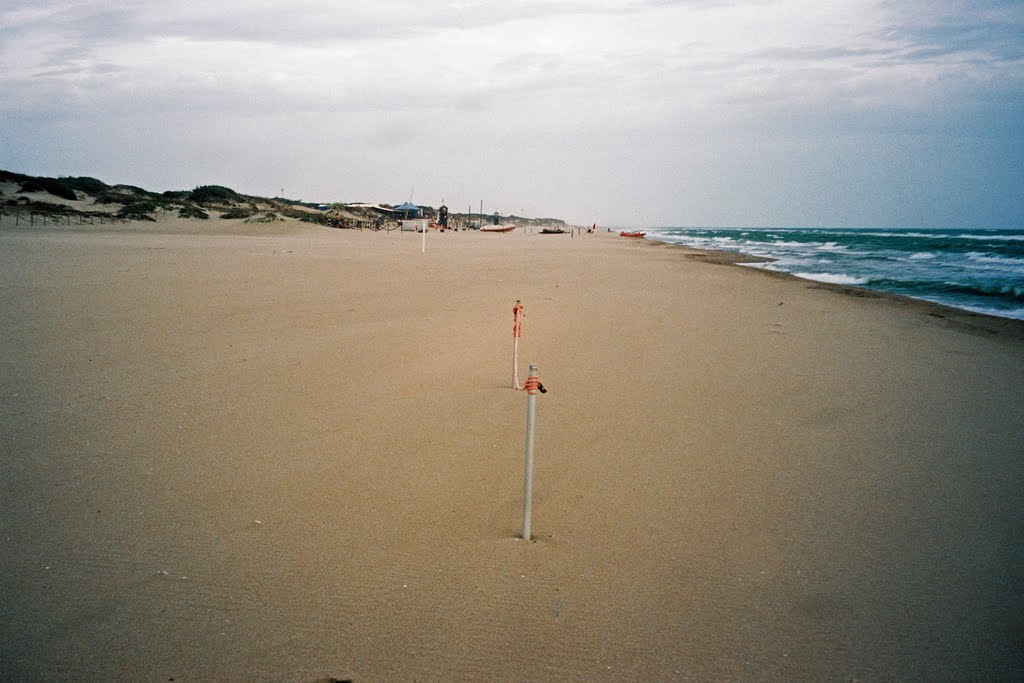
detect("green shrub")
(220, 208), (252, 219)
(245, 212), (280, 223)
(191, 185), (240, 205)
(18, 200), (69, 213)
(95, 190), (135, 204)
(179, 206), (209, 219)
(61, 176), (108, 195)
(295, 212), (331, 225)
(96, 191), (122, 204)
(17, 179), (44, 193)
(117, 201), (159, 220)
(0, 170), (32, 184)
(113, 184), (159, 198)
(274, 197), (319, 208)
(18, 178), (78, 200)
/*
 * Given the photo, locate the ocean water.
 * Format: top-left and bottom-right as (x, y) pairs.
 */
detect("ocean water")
(647, 227), (1024, 320)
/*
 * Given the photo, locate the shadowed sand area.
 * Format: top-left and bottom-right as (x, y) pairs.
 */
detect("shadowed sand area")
(2, 217), (1023, 680)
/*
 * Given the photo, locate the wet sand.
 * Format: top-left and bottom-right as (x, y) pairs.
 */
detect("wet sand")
(2, 217), (1022, 680)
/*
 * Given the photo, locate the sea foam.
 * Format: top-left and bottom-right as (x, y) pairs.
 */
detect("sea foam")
(649, 226), (1024, 320)
(793, 272), (869, 286)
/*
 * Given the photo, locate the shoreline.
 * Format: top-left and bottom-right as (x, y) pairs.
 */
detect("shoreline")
(637, 237), (1024, 341)
(2, 219), (1023, 680)
(7, 208), (1020, 338)
(4, 211), (1024, 339)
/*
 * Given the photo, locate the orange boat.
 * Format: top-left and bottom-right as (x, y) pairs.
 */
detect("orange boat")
(620, 230), (646, 238)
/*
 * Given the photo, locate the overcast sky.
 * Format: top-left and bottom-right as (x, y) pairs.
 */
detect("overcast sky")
(1, 0), (1021, 227)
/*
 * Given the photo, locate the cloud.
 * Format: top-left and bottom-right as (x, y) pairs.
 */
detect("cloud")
(1, 0), (1021, 226)
(3, 0), (1014, 118)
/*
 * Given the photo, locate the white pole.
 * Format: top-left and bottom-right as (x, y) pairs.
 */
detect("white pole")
(522, 363), (539, 540)
(421, 221), (426, 253)
(513, 334), (519, 389)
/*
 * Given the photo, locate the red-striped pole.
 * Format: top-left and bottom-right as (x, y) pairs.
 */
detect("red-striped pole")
(512, 300), (524, 390)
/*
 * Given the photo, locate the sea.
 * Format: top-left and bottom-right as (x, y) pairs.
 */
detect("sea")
(646, 227), (1024, 321)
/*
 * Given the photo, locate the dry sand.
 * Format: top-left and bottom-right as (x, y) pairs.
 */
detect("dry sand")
(2, 216), (1022, 680)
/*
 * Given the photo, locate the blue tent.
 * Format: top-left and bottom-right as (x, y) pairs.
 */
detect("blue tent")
(395, 201), (420, 218)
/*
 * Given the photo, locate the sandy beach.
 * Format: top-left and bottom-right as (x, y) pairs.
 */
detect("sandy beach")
(2, 216), (1022, 680)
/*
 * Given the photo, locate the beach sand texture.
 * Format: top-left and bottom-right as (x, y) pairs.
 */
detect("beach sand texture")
(2, 218), (1023, 680)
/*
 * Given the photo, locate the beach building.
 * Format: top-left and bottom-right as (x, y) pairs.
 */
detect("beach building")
(394, 201), (424, 231)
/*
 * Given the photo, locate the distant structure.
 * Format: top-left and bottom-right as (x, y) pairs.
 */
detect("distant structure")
(401, 218), (429, 233)
(395, 201), (421, 219)
(439, 205), (448, 229)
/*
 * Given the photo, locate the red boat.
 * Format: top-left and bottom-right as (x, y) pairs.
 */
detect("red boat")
(619, 230), (646, 238)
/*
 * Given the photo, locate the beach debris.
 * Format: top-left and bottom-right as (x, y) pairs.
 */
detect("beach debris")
(254, 519), (262, 525)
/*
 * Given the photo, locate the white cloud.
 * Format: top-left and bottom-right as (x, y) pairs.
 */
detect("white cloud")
(2, 0), (1009, 118)
(1, 0), (1020, 226)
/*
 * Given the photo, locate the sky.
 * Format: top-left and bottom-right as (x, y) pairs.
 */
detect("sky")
(1, 0), (1022, 228)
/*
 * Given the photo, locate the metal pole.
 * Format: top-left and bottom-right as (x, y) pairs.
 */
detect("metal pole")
(522, 363), (538, 540)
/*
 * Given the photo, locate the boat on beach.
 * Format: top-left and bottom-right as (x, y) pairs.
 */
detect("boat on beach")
(620, 230), (646, 238)
(540, 228), (566, 234)
(480, 224), (517, 233)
